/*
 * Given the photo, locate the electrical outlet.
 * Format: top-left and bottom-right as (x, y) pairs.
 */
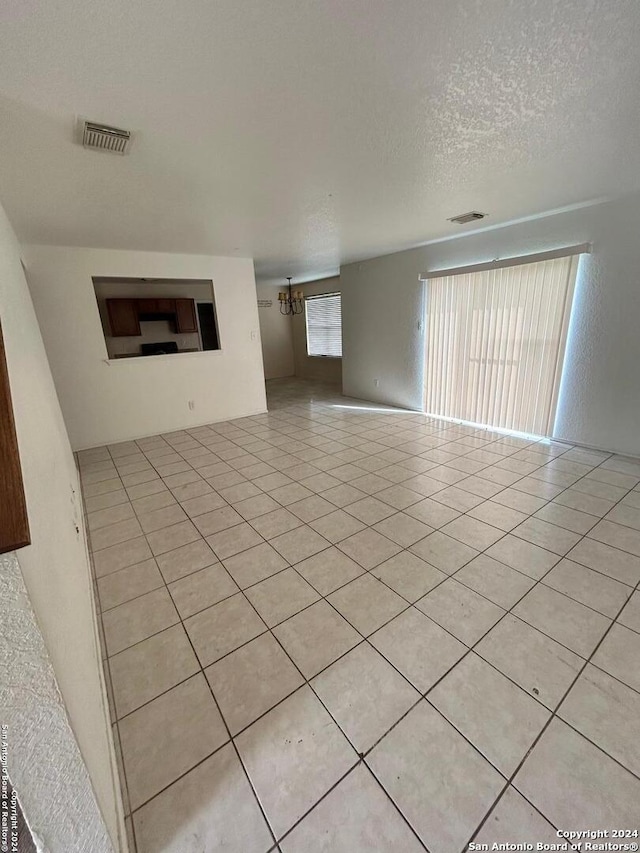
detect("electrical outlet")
(188, 400), (195, 410)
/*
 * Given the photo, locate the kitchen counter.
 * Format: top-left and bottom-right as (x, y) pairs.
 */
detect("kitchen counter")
(112, 349), (200, 358)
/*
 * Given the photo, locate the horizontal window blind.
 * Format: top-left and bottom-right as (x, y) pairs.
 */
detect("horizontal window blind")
(425, 254), (580, 436)
(306, 293), (342, 357)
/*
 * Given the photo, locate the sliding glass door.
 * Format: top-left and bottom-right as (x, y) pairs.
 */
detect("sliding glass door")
(424, 254), (580, 436)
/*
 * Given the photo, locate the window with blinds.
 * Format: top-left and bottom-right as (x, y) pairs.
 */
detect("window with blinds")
(305, 293), (342, 357)
(423, 251), (583, 436)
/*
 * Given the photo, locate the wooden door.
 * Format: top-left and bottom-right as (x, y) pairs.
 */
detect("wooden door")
(0, 320), (30, 553)
(107, 299), (141, 336)
(175, 298), (198, 333)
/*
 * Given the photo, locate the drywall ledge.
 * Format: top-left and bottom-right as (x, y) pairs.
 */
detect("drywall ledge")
(0, 551), (114, 853)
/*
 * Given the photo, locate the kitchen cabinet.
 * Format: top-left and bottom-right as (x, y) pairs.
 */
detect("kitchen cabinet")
(156, 298), (176, 314)
(105, 297), (198, 336)
(106, 298), (141, 336)
(175, 298), (198, 333)
(136, 298), (176, 314)
(136, 298), (158, 314)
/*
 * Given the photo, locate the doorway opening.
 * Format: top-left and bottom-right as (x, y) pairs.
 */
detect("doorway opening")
(196, 301), (220, 351)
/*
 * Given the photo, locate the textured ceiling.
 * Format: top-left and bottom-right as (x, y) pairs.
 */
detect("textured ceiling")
(1, 0), (640, 283)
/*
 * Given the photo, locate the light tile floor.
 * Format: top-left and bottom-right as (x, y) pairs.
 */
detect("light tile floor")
(81, 378), (640, 853)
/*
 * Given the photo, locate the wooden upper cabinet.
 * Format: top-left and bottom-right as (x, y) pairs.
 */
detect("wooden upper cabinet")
(136, 298), (176, 314)
(175, 299), (198, 333)
(136, 298), (158, 314)
(106, 299), (141, 336)
(105, 297), (196, 336)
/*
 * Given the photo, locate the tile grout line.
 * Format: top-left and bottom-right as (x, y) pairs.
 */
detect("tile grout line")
(401, 450), (640, 847)
(101, 446), (282, 851)
(87, 416), (448, 845)
(98, 420), (640, 695)
(88, 420), (638, 700)
(459, 565), (640, 851)
(80, 461), (141, 853)
(218, 413), (640, 842)
(79, 390), (640, 850)
(90, 413), (638, 720)
(100, 426), (406, 846)
(91, 434), (637, 631)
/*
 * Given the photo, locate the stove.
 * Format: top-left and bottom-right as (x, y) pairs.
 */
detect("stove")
(140, 341), (179, 356)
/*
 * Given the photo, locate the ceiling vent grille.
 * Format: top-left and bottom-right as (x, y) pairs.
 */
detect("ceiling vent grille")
(448, 211), (487, 225)
(81, 120), (132, 155)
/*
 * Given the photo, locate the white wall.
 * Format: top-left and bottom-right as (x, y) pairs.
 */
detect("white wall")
(256, 282), (294, 379)
(292, 277), (342, 385)
(24, 246), (267, 450)
(341, 193), (640, 457)
(0, 202), (120, 851)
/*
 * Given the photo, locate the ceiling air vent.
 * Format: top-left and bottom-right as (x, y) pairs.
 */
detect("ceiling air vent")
(448, 211), (487, 225)
(80, 120), (132, 155)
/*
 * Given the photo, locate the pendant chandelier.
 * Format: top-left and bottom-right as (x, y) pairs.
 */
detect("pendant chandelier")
(278, 277), (303, 316)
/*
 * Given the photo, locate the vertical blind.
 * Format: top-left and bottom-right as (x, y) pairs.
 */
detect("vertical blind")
(306, 293), (342, 357)
(424, 254), (580, 436)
